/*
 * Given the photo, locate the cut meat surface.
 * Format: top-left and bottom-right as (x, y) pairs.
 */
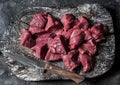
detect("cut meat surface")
(79, 39), (97, 56)
(20, 12), (107, 73)
(78, 54), (92, 72)
(45, 50), (62, 61)
(30, 13), (48, 29)
(48, 35), (67, 54)
(62, 50), (79, 71)
(29, 26), (46, 34)
(31, 43), (48, 59)
(20, 29), (31, 46)
(90, 23), (106, 43)
(69, 29), (84, 49)
(73, 16), (89, 29)
(36, 33), (50, 44)
(61, 14), (75, 31)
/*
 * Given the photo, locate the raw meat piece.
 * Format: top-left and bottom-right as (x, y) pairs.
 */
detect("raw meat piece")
(78, 53), (92, 72)
(36, 33), (50, 44)
(54, 29), (63, 35)
(20, 29), (31, 46)
(45, 14), (62, 31)
(20, 13), (108, 73)
(48, 35), (67, 54)
(90, 23), (105, 43)
(29, 26), (46, 34)
(84, 29), (93, 41)
(30, 13), (48, 28)
(31, 43), (48, 59)
(69, 29), (84, 49)
(78, 39), (96, 56)
(45, 49), (62, 61)
(62, 50), (79, 71)
(62, 28), (76, 39)
(60, 14), (75, 31)
(73, 16), (89, 29)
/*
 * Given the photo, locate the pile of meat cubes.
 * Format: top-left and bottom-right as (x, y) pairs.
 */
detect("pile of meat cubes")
(20, 12), (107, 72)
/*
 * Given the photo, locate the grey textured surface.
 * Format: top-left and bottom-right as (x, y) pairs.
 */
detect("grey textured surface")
(0, 3), (115, 80)
(0, 0), (120, 85)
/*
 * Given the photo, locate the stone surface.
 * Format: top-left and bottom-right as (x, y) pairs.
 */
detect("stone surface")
(0, 0), (120, 85)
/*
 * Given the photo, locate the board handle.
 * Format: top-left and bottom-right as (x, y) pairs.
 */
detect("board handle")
(45, 63), (85, 83)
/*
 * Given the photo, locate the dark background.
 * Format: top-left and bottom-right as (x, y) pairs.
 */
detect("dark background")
(0, 0), (120, 85)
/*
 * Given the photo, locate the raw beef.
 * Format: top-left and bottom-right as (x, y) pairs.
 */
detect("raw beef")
(60, 14), (75, 31)
(90, 23), (106, 43)
(45, 49), (62, 61)
(73, 16), (89, 29)
(48, 35), (67, 55)
(78, 54), (92, 72)
(69, 29), (84, 49)
(20, 12), (107, 73)
(20, 29), (31, 46)
(31, 43), (48, 59)
(62, 50), (79, 71)
(79, 39), (97, 56)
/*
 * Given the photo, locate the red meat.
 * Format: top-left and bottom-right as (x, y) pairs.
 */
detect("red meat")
(45, 49), (62, 61)
(62, 50), (79, 71)
(78, 53), (92, 72)
(90, 23), (106, 43)
(30, 13), (48, 29)
(69, 29), (84, 49)
(60, 14), (75, 31)
(73, 16), (89, 29)
(31, 43), (48, 59)
(48, 35), (67, 54)
(79, 39), (96, 56)
(20, 29), (31, 46)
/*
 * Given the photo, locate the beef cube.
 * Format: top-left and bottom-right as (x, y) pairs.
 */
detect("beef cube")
(45, 14), (62, 31)
(62, 28), (76, 39)
(84, 29), (93, 41)
(90, 23), (105, 43)
(78, 53), (92, 72)
(45, 50), (62, 61)
(48, 35), (67, 54)
(62, 50), (79, 71)
(60, 14), (75, 31)
(36, 33), (50, 44)
(69, 29), (84, 49)
(73, 16), (89, 29)
(20, 29), (31, 46)
(54, 29), (63, 35)
(31, 43), (48, 59)
(29, 26), (46, 34)
(78, 39), (96, 56)
(30, 13), (48, 29)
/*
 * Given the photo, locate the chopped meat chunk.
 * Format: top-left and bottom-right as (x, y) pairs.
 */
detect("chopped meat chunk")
(45, 50), (62, 61)
(61, 14), (75, 31)
(62, 50), (79, 71)
(30, 13), (48, 28)
(20, 29), (31, 46)
(48, 35), (67, 54)
(79, 39), (96, 56)
(73, 16), (89, 29)
(31, 43), (48, 59)
(84, 29), (93, 41)
(78, 54), (92, 72)
(29, 26), (46, 34)
(45, 14), (62, 31)
(69, 29), (84, 49)
(90, 23), (106, 43)
(62, 28), (76, 39)
(20, 13), (107, 73)
(36, 33), (50, 44)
